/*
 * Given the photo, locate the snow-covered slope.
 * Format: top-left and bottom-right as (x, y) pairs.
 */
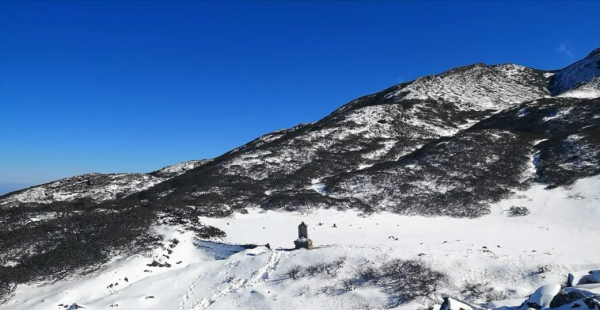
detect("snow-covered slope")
(3, 175), (598, 310)
(0, 160), (208, 206)
(151, 159), (211, 179)
(551, 48), (600, 95)
(324, 96), (600, 217)
(558, 77), (600, 99)
(382, 63), (549, 111)
(138, 61), (556, 215)
(0, 173), (164, 205)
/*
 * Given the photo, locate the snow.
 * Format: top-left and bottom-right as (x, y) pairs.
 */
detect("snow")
(384, 64), (549, 111)
(558, 88), (600, 99)
(154, 160), (209, 176)
(1, 160), (208, 206)
(4, 176), (599, 310)
(552, 49), (600, 95)
(308, 178), (327, 196)
(518, 284), (561, 310)
(556, 76), (600, 99)
(0, 173), (165, 205)
(542, 107), (572, 122)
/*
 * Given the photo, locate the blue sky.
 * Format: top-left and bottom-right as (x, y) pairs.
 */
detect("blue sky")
(1, 1), (600, 190)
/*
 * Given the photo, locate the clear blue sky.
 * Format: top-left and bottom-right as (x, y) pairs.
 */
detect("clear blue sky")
(1, 1), (599, 190)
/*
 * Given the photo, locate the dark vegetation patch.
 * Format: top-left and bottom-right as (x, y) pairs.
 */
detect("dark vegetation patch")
(300, 258), (447, 307)
(507, 206), (530, 217)
(327, 97), (600, 217)
(328, 128), (540, 218)
(0, 197), (225, 300)
(477, 97), (600, 187)
(284, 257), (346, 280)
(460, 282), (508, 303)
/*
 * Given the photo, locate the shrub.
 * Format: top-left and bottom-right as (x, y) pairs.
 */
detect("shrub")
(461, 282), (488, 301)
(341, 278), (360, 291)
(297, 284), (310, 296)
(379, 259), (447, 305)
(358, 266), (379, 282)
(507, 206), (530, 217)
(287, 257), (346, 281)
(319, 285), (336, 295)
(286, 265), (303, 280)
(305, 257), (345, 278)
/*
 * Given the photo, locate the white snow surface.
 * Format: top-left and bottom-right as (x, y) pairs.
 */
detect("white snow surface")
(3, 176), (599, 310)
(517, 284), (561, 310)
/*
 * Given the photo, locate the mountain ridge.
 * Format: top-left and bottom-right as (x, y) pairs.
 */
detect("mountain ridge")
(2, 48), (599, 216)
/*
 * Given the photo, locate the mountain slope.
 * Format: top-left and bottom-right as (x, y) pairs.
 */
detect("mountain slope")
(136, 49), (597, 217)
(132, 63), (554, 216)
(325, 97), (600, 217)
(0, 160), (209, 206)
(551, 47), (600, 95)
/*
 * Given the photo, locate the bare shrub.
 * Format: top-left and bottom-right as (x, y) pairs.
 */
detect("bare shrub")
(379, 259), (447, 305)
(319, 285), (336, 295)
(461, 282), (488, 301)
(354, 298), (382, 310)
(341, 278), (360, 291)
(286, 265), (303, 280)
(507, 206), (530, 217)
(484, 288), (508, 302)
(358, 266), (379, 283)
(297, 284), (310, 296)
(305, 257), (345, 278)
(461, 282), (508, 303)
(289, 257), (346, 281)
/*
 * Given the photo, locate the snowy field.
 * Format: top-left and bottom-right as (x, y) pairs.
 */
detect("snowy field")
(2, 176), (599, 310)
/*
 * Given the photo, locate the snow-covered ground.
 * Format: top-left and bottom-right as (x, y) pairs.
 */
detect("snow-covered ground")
(2, 176), (599, 310)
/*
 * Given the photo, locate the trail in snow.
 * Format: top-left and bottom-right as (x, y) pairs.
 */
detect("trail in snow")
(193, 251), (284, 310)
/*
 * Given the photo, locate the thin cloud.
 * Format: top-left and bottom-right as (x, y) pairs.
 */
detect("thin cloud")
(556, 42), (574, 57)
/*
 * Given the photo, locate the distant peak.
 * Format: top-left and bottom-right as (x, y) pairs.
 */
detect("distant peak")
(551, 46), (600, 95)
(586, 47), (600, 58)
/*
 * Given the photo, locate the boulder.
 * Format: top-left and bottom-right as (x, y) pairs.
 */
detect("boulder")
(519, 284), (561, 310)
(550, 291), (586, 308)
(568, 270), (600, 286)
(441, 297), (488, 310)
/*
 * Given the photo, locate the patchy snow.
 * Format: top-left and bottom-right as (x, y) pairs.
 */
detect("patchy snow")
(0, 160), (208, 206)
(308, 178), (327, 196)
(557, 77), (600, 99)
(552, 48), (600, 95)
(0, 173), (165, 205)
(542, 107), (572, 122)
(153, 159), (209, 177)
(384, 64), (549, 111)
